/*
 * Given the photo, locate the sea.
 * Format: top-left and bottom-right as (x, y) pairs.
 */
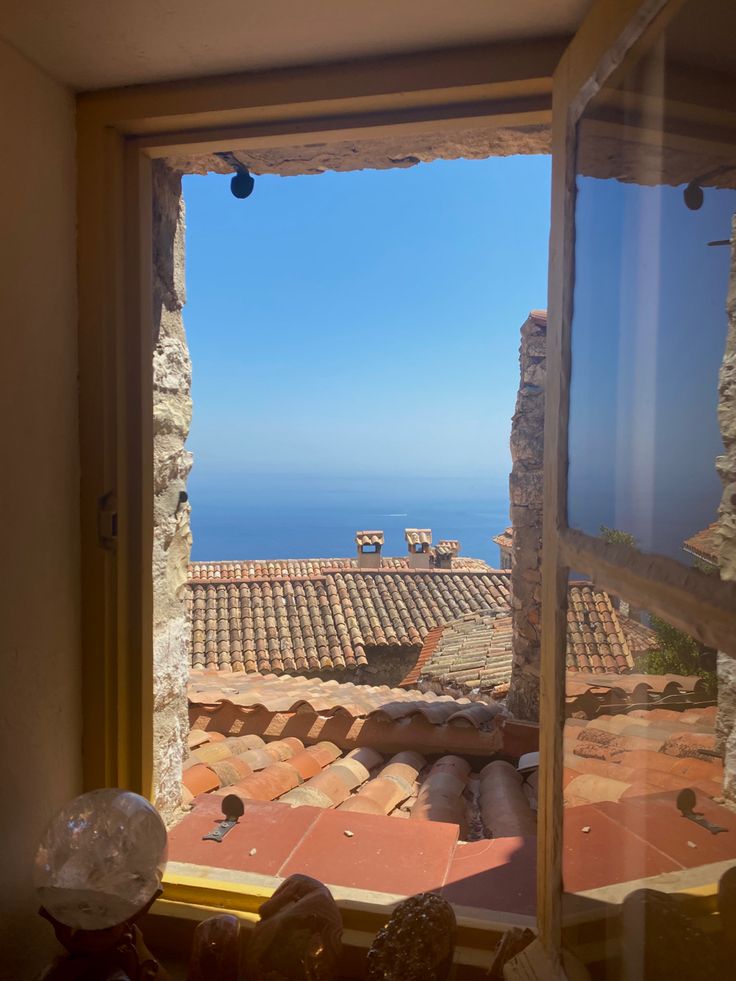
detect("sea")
(188, 470), (511, 568)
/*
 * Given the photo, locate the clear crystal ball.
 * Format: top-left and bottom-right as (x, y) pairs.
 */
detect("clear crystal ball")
(34, 788), (168, 930)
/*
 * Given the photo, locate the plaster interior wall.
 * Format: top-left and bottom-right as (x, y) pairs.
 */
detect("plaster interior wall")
(0, 38), (81, 979)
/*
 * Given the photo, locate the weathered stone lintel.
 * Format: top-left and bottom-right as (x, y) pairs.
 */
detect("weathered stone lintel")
(168, 124), (550, 179)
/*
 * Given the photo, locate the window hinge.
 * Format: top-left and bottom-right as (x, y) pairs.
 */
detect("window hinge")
(98, 493), (118, 550)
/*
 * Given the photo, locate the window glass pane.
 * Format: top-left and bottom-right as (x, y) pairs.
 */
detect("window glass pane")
(563, 581), (736, 977)
(564, 2), (736, 974)
(567, 0), (736, 565)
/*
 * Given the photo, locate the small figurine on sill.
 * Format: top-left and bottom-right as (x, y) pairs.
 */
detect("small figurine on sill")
(34, 788), (170, 981)
(366, 892), (457, 981)
(187, 875), (344, 981)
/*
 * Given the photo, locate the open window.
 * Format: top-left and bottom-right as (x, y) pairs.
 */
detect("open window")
(75, 0), (736, 973)
(542, 0), (736, 973)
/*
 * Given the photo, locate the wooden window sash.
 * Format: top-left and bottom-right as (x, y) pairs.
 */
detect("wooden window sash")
(538, 0), (736, 967)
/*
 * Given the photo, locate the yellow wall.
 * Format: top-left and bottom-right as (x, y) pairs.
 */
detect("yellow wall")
(0, 38), (81, 979)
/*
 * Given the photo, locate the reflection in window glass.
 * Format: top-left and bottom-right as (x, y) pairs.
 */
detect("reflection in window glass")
(563, 1), (736, 975)
(566, 0), (736, 564)
(563, 585), (735, 977)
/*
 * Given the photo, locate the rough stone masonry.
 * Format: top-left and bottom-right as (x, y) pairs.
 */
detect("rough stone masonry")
(716, 213), (736, 807)
(506, 311), (546, 722)
(152, 162), (192, 825)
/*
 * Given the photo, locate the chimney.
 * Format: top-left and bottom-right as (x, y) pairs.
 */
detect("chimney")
(405, 528), (432, 569)
(434, 539), (460, 569)
(492, 527), (513, 570)
(356, 530), (384, 569)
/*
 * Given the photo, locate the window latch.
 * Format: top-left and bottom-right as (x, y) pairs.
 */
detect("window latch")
(677, 788), (728, 835)
(97, 493), (118, 550)
(202, 794), (244, 843)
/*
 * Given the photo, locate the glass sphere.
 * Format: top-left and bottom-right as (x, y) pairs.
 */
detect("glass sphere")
(34, 788), (168, 930)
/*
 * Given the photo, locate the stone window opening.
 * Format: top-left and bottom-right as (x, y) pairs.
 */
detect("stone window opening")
(151, 136), (547, 921)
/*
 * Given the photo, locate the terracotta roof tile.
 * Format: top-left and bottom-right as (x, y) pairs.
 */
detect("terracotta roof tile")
(492, 527), (513, 550)
(435, 539), (460, 556)
(188, 555), (491, 581)
(682, 522), (720, 565)
(406, 611), (512, 695)
(529, 309), (548, 326)
(187, 565), (510, 674)
(411, 755), (470, 837)
(618, 615), (658, 655)
(565, 671), (711, 718)
(566, 585), (640, 674)
(405, 585), (654, 698)
(563, 707), (725, 809)
(405, 529), (432, 547)
(185, 671), (505, 772)
(355, 530), (384, 548)
(479, 761), (537, 838)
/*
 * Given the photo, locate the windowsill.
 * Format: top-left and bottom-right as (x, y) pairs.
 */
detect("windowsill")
(166, 792), (537, 910)
(154, 861), (536, 970)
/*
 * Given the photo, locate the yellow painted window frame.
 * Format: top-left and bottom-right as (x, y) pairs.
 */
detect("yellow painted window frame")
(540, 0), (736, 966)
(76, 37), (561, 960)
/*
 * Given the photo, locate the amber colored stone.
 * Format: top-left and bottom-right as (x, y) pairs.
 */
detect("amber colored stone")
(187, 914), (240, 981)
(245, 874), (342, 980)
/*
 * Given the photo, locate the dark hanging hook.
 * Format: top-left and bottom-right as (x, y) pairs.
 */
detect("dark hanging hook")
(683, 162), (736, 211)
(215, 151), (255, 200)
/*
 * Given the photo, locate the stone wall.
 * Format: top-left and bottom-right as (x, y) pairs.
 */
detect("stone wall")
(505, 312), (547, 722)
(716, 214), (736, 806)
(152, 162), (193, 825)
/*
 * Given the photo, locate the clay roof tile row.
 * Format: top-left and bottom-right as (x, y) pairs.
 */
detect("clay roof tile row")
(566, 585), (647, 674)
(188, 566), (510, 674)
(682, 522), (720, 565)
(188, 555), (491, 581)
(188, 671), (506, 729)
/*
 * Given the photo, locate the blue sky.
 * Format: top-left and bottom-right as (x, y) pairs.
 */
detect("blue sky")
(183, 156), (551, 485)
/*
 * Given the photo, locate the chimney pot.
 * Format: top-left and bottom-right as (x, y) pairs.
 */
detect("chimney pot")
(434, 539), (460, 569)
(356, 530), (384, 569)
(405, 529), (432, 569)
